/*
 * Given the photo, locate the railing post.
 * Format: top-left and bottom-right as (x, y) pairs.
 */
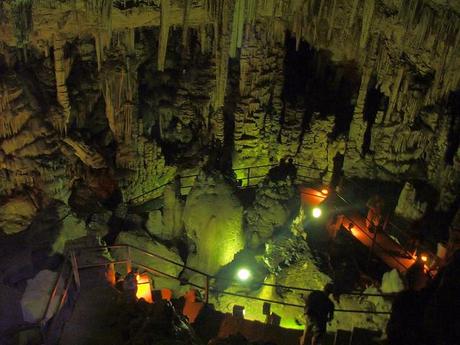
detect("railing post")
(70, 250), (80, 291)
(204, 275), (210, 304)
(367, 225), (378, 270)
(126, 246), (132, 273)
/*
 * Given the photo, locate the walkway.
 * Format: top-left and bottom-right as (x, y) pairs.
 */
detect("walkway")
(297, 180), (428, 274)
(340, 213), (416, 272)
(127, 161), (429, 274)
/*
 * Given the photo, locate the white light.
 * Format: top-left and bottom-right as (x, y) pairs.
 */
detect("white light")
(312, 207), (322, 218)
(237, 268), (251, 281)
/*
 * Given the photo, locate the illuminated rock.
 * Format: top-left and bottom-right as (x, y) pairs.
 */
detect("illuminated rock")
(21, 270), (60, 323)
(381, 269), (405, 294)
(0, 197), (37, 235)
(245, 180), (298, 248)
(395, 182), (427, 221)
(183, 174), (244, 275)
(114, 231), (183, 291)
(51, 206), (88, 254)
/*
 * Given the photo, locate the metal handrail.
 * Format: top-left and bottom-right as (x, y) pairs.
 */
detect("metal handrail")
(63, 245), (392, 315)
(127, 163), (329, 204)
(335, 192), (415, 258)
(40, 256), (71, 326)
(341, 214), (411, 272)
(78, 244), (392, 298)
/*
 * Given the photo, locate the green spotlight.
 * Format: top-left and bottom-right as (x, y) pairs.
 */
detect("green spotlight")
(312, 207), (322, 218)
(237, 268), (251, 281)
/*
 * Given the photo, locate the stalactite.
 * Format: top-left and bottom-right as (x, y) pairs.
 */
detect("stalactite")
(11, 0), (33, 48)
(360, 0), (374, 48)
(213, 0), (234, 109)
(182, 0), (191, 49)
(348, 0), (360, 29)
(247, 0), (257, 24)
(101, 59), (136, 142)
(385, 66), (404, 122)
(230, 0), (246, 58)
(158, 0), (170, 72)
(327, 0), (337, 41)
(86, 0), (113, 70)
(199, 24), (209, 54)
(53, 37), (71, 133)
(0, 109), (32, 139)
(94, 29), (112, 71)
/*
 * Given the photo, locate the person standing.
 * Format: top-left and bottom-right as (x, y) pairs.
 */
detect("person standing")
(301, 285), (335, 345)
(123, 269), (138, 303)
(366, 194), (385, 231)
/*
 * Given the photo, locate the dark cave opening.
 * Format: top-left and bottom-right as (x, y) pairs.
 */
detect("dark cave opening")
(282, 34), (359, 138)
(445, 90), (460, 165)
(362, 78), (388, 156)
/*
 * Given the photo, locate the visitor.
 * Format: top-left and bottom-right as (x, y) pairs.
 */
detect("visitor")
(123, 268), (138, 303)
(366, 194), (385, 231)
(300, 285), (335, 345)
(268, 158), (288, 181)
(278, 158), (288, 180)
(286, 158), (297, 181)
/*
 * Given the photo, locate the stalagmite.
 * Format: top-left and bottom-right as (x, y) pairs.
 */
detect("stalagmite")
(53, 37), (71, 132)
(158, 0), (170, 72)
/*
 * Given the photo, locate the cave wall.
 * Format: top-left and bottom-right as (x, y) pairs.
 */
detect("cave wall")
(0, 0), (459, 216)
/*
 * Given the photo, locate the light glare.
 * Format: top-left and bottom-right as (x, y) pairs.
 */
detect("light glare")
(312, 207), (322, 218)
(237, 268), (251, 281)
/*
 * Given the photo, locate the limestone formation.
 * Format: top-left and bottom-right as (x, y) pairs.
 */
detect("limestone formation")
(114, 231), (184, 291)
(21, 270), (60, 323)
(0, 196), (37, 235)
(0, 0), (459, 337)
(183, 173), (244, 275)
(245, 179), (298, 248)
(395, 182), (427, 221)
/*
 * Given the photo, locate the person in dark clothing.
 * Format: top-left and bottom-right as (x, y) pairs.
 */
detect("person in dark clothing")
(123, 269), (138, 303)
(386, 288), (427, 345)
(286, 158), (297, 181)
(301, 286), (335, 345)
(269, 158), (288, 181)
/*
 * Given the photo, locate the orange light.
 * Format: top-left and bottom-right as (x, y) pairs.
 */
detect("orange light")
(136, 273), (153, 303)
(421, 254), (428, 263)
(321, 189), (329, 195)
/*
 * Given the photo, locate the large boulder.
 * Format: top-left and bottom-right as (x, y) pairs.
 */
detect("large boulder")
(0, 197), (37, 235)
(146, 210), (163, 237)
(381, 269), (405, 294)
(146, 184), (184, 241)
(21, 270), (62, 323)
(52, 206), (87, 254)
(395, 182), (427, 221)
(245, 180), (298, 248)
(183, 174), (244, 275)
(114, 231), (184, 291)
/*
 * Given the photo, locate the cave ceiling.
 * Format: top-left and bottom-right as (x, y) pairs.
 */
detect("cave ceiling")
(0, 0), (459, 213)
